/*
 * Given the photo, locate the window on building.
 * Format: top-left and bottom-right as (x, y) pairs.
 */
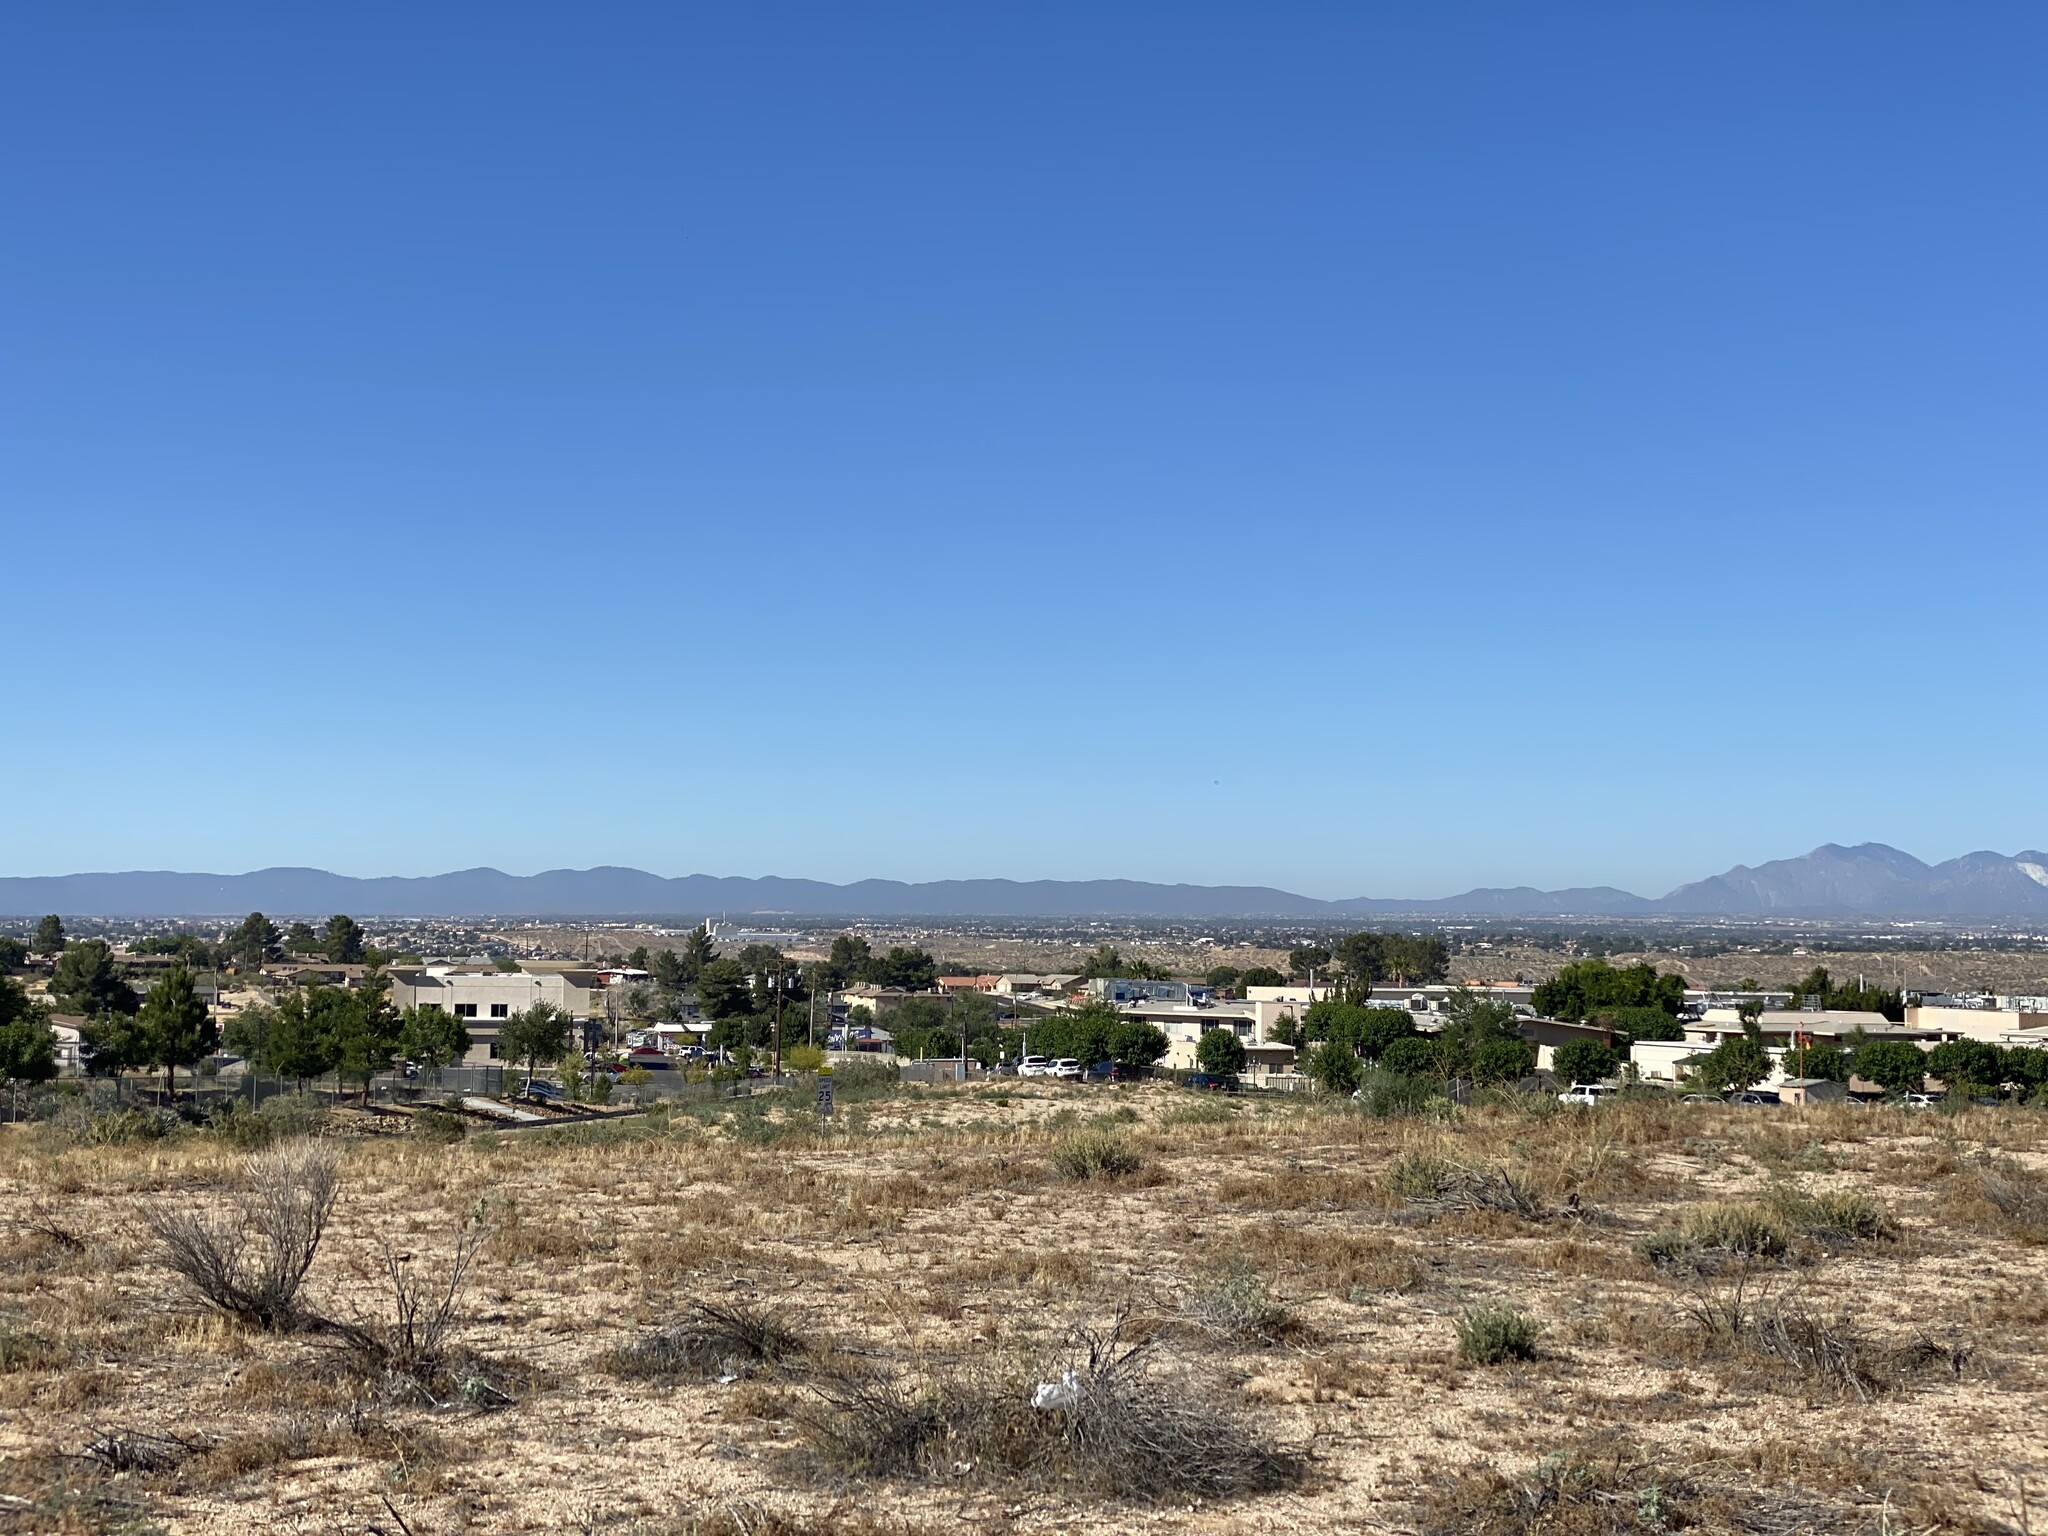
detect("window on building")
(490, 1003), (510, 1018)
(454, 1003), (478, 1018)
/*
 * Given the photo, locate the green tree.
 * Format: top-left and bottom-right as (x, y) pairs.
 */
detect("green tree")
(1333, 932), (1384, 992)
(285, 921), (321, 956)
(681, 923), (718, 978)
(236, 912), (282, 968)
(322, 914), (366, 964)
(1685, 1035), (1771, 1093)
(1780, 1036), (1850, 1083)
(1196, 1028), (1247, 1075)
(696, 958), (753, 1021)
(1926, 1039), (1999, 1094)
(137, 964), (218, 1096)
(1381, 934), (1450, 986)
(866, 946), (940, 990)
(1203, 966), (1241, 994)
(1303, 1039), (1362, 1094)
(82, 1012), (153, 1076)
(1533, 960), (1684, 1022)
(652, 948), (687, 990)
(1437, 989), (1529, 1081)
(1593, 1006), (1684, 1045)
(1380, 1036), (1440, 1076)
(824, 934), (870, 989)
(500, 1001), (571, 1084)
(1239, 965), (1286, 990)
(1854, 1039), (1928, 1098)
(33, 916), (64, 957)
(0, 937), (27, 972)
(1287, 946), (1332, 981)
(1553, 1039), (1618, 1087)
(50, 940), (139, 1018)
(627, 945), (650, 971)
(253, 987), (347, 1087)
(398, 1005), (471, 1083)
(0, 975), (56, 1088)
(329, 982), (400, 1101)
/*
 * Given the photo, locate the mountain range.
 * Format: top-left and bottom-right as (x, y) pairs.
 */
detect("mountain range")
(5, 844), (2048, 919)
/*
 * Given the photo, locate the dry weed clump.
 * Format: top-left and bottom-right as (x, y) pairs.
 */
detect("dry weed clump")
(1412, 1438), (1863, 1536)
(326, 1208), (489, 1402)
(1386, 1154), (1545, 1221)
(605, 1299), (807, 1384)
(1050, 1130), (1144, 1182)
(793, 1319), (1300, 1502)
(1179, 1260), (1295, 1344)
(147, 1140), (340, 1330)
(1690, 1281), (1969, 1403)
(1963, 1159), (2048, 1244)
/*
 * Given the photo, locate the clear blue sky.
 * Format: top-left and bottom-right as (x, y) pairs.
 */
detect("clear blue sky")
(4, 5), (2045, 899)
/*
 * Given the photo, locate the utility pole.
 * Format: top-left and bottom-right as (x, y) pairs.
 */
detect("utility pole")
(772, 961), (786, 1077)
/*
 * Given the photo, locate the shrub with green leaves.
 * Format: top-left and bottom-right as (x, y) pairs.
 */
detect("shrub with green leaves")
(1456, 1301), (1541, 1363)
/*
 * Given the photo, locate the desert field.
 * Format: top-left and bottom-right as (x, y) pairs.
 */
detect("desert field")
(0, 1082), (2044, 1535)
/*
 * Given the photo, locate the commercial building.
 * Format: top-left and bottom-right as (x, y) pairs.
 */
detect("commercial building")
(386, 967), (601, 1064)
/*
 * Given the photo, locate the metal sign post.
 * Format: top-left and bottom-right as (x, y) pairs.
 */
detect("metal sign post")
(816, 1067), (834, 1118)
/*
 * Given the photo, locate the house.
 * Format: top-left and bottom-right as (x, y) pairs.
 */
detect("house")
(46, 1015), (88, 1073)
(386, 967), (601, 1063)
(1688, 1009), (1932, 1046)
(937, 975), (1001, 996)
(836, 984), (928, 1018)
(263, 962), (372, 990)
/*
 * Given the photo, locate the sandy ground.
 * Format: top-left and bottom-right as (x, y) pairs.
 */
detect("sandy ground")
(0, 1086), (2043, 1534)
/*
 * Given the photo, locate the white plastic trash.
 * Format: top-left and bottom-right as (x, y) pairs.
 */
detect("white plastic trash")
(1030, 1370), (1083, 1410)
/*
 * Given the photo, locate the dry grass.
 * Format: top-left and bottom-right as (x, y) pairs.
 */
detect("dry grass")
(0, 1083), (2037, 1533)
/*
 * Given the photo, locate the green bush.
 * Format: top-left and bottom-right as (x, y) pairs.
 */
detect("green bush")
(412, 1108), (468, 1144)
(209, 1093), (330, 1148)
(1196, 1028), (1247, 1076)
(1051, 1129), (1143, 1181)
(1455, 1301), (1541, 1364)
(1380, 1037), (1439, 1077)
(1351, 1069), (1446, 1119)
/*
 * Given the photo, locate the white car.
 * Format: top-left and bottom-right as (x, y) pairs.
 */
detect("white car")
(1556, 1083), (1611, 1106)
(1901, 1092), (1939, 1111)
(1051, 1058), (1084, 1081)
(1017, 1055), (1055, 1078)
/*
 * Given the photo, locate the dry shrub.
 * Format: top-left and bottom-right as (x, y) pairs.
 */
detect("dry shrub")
(1179, 1261), (1295, 1344)
(147, 1140), (340, 1330)
(81, 1428), (213, 1474)
(1387, 1155), (1544, 1221)
(793, 1318), (1300, 1501)
(1050, 1130), (1143, 1182)
(1262, 1226), (1423, 1294)
(1691, 1281), (1968, 1403)
(327, 1207), (488, 1402)
(1413, 1439), (1863, 1536)
(605, 1299), (806, 1384)
(1965, 1160), (2048, 1243)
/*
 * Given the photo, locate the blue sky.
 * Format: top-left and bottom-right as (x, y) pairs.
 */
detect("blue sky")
(3, 5), (2045, 899)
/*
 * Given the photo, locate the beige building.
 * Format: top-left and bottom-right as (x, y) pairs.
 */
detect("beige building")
(386, 967), (600, 1063)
